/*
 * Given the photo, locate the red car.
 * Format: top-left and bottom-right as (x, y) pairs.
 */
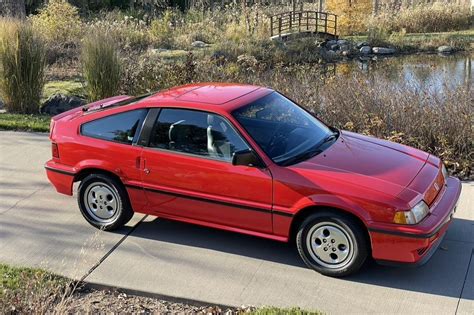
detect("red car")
(45, 83), (461, 277)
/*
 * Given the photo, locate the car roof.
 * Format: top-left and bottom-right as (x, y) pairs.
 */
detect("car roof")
(138, 83), (273, 113)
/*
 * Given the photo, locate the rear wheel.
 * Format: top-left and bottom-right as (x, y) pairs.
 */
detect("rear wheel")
(77, 174), (133, 231)
(296, 211), (369, 277)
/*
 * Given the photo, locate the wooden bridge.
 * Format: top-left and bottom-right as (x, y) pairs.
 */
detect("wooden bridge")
(270, 11), (338, 40)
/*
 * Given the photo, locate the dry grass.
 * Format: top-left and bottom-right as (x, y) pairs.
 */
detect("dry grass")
(82, 32), (122, 102)
(190, 60), (473, 179)
(368, 3), (472, 34)
(0, 19), (46, 114)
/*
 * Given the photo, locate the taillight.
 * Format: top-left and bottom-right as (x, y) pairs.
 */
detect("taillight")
(52, 143), (59, 159)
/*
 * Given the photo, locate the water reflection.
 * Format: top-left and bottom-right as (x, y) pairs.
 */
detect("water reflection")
(335, 53), (473, 92)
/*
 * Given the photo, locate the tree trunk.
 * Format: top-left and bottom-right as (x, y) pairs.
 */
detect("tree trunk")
(0, 0), (26, 18)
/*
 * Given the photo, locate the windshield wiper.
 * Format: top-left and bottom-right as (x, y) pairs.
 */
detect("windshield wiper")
(279, 148), (323, 166)
(318, 132), (339, 147)
(279, 131), (339, 166)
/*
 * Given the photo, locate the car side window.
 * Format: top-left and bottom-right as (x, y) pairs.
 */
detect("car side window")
(81, 109), (147, 145)
(149, 108), (249, 162)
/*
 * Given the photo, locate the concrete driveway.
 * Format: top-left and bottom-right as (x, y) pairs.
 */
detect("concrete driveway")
(0, 131), (472, 314)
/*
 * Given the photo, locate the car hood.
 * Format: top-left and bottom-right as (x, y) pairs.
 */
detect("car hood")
(292, 131), (429, 197)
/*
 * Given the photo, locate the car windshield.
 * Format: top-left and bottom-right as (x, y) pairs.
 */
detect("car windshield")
(232, 92), (337, 166)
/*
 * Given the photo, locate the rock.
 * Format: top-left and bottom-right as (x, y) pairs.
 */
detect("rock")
(191, 41), (208, 48)
(339, 44), (350, 52)
(329, 44), (339, 51)
(372, 47), (396, 55)
(342, 50), (350, 57)
(40, 94), (86, 115)
(356, 41), (369, 49)
(337, 39), (349, 46)
(326, 39), (337, 47)
(148, 48), (168, 55)
(359, 46), (372, 55)
(437, 45), (454, 54)
(0, 98), (4, 109)
(324, 50), (338, 60)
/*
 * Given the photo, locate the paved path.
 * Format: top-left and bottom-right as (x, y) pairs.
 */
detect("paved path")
(0, 131), (472, 314)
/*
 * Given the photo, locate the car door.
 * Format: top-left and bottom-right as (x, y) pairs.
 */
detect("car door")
(140, 108), (273, 234)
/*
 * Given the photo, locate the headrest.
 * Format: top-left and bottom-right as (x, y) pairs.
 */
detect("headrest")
(169, 120), (185, 142)
(207, 114), (214, 126)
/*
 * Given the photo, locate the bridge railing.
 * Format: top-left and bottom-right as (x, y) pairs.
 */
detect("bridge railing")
(270, 11), (338, 38)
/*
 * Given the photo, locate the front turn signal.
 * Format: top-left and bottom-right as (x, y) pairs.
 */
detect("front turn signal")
(394, 201), (429, 225)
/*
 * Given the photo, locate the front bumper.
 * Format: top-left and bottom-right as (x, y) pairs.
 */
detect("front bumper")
(368, 176), (462, 265)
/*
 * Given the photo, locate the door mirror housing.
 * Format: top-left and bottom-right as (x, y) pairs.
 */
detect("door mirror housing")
(232, 149), (265, 168)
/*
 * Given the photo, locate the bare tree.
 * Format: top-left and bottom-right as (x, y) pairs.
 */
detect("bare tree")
(0, 0), (26, 18)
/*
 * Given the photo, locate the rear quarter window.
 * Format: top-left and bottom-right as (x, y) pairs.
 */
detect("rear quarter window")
(81, 109), (148, 145)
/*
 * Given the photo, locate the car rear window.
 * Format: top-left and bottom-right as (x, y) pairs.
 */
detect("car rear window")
(81, 109), (148, 145)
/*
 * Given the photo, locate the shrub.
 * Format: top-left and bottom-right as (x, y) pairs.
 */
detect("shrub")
(82, 32), (121, 101)
(149, 9), (178, 48)
(120, 51), (196, 95)
(87, 11), (150, 51)
(30, 0), (83, 44)
(0, 20), (46, 114)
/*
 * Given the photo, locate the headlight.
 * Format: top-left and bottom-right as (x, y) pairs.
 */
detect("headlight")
(393, 201), (430, 225)
(441, 163), (448, 180)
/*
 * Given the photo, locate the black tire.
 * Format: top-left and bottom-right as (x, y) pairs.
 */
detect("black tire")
(77, 174), (134, 231)
(296, 211), (369, 277)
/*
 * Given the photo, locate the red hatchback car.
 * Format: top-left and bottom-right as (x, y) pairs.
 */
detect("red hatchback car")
(45, 83), (462, 277)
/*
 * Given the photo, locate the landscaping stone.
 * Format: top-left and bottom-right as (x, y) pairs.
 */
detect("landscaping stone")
(191, 41), (208, 48)
(326, 39), (337, 47)
(325, 50), (338, 59)
(339, 44), (350, 52)
(356, 41), (369, 49)
(342, 50), (350, 57)
(40, 93), (86, 115)
(360, 46), (372, 55)
(329, 44), (339, 51)
(372, 47), (396, 55)
(337, 39), (349, 46)
(437, 45), (454, 54)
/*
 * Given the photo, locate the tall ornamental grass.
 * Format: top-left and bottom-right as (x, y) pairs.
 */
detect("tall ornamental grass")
(82, 32), (121, 101)
(0, 19), (46, 114)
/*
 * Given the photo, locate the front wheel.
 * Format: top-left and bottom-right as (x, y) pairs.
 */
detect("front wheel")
(296, 211), (369, 277)
(77, 174), (133, 231)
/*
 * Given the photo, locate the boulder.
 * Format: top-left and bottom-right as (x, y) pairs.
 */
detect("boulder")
(329, 44), (339, 51)
(437, 45), (454, 54)
(356, 41), (369, 49)
(40, 94), (86, 115)
(191, 41), (208, 48)
(326, 39), (337, 47)
(359, 46), (372, 55)
(337, 39), (349, 46)
(372, 47), (396, 55)
(324, 50), (338, 60)
(339, 44), (350, 52)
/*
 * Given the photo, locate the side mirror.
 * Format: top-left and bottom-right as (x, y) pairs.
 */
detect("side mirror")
(232, 149), (265, 168)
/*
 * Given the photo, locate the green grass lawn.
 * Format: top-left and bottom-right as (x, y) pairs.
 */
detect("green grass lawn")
(0, 264), (66, 295)
(0, 113), (50, 132)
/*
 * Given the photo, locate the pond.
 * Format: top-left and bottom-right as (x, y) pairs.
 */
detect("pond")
(334, 52), (473, 93)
